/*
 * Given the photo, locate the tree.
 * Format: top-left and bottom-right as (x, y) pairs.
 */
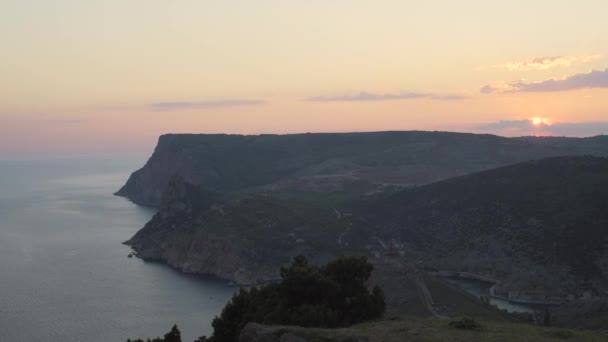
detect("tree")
(126, 325), (181, 342)
(164, 324), (181, 342)
(209, 255), (385, 342)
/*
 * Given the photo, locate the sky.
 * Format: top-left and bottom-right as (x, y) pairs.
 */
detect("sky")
(2, 0), (608, 156)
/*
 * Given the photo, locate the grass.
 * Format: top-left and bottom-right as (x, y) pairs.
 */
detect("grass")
(239, 270), (607, 341)
(262, 318), (608, 342)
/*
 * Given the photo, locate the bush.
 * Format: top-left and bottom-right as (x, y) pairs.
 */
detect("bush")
(209, 255), (385, 342)
(545, 329), (575, 339)
(127, 324), (182, 342)
(449, 317), (481, 330)
(163, 325), (181, 342)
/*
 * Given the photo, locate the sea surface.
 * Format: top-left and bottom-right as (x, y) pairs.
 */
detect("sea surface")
(0, 157), (235, 342)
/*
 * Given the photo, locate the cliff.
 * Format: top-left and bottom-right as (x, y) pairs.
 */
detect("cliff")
(124, 176), (348, 284)
(116, 132), (608, 207)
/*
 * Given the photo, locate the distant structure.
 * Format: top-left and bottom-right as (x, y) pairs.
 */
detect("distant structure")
(386, 240), (399, 257)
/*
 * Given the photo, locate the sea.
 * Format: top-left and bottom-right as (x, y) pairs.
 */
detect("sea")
(0, 157), (235, 342)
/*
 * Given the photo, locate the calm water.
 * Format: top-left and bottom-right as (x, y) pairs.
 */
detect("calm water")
(0, 157), (235, 342)
(444, 277), (536, 314)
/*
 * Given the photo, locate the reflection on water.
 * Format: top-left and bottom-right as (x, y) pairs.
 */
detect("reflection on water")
(444, 277), (536, 314)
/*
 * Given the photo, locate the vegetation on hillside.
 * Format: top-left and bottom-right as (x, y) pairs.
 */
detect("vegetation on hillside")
(358, 156), (608, 297)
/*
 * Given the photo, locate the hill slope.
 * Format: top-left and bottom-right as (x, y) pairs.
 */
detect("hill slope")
(355, 156), (608, 298)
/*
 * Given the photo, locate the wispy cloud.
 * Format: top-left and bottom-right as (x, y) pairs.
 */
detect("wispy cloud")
(481, 69), (608, 94)
(478, 119), (608, 137)
(0, 116), (89, 124)
(306, 91), (468, 102)
(429, 94), (469, 101)
(149, 99), (265, 111)
(307, 92), (427, 102)
(493, 55), (600, 72)
(480, 81), (519, 94)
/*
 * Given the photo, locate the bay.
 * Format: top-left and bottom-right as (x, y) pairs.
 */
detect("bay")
(0, 157), (234, 342)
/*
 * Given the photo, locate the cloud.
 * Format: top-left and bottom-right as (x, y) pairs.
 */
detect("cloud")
(493, 55), (600, 72)
(149, 99), (265, 111)
(478, 119), (608, 137)
(0, 116), (89, 124)
(580, 55), (602, 63)
(480, 81), (518, 94)
(306, 91), (468, 102)
(307, 92), (427, 102)
(481, 69), (608, 94)
(429, 94), (469, 101)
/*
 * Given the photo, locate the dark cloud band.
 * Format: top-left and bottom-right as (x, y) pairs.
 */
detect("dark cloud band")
(307, 91), (467, 102)
(149, 99), (265, 110)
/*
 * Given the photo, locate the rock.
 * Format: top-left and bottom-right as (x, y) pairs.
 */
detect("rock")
(239, 323), (306, 342)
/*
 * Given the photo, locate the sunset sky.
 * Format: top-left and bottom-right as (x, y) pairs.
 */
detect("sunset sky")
(2, 0), (608, 156)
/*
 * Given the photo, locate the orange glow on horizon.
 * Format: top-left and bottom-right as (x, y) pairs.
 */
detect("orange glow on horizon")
(531, 117), (552, 125)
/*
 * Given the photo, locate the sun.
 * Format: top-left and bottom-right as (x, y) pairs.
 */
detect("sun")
(531, 117), (551, 125)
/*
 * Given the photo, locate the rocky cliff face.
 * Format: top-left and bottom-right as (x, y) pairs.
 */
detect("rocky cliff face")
(115, 134), (225, 206)
(116, 132), (606, 207)
(124, 176), (346, 284)
(128, 227), (280, 284)
(125, 177), (285, 284)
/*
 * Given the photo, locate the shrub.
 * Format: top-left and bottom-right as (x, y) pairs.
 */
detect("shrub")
(209, 255), (385, 342)
(127, 324), (182, 342)
(546, 329), (575, 339)
(449, 317), (481, 330)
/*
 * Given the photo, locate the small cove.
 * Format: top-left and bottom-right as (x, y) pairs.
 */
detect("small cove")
(443, 276), (539, 314)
